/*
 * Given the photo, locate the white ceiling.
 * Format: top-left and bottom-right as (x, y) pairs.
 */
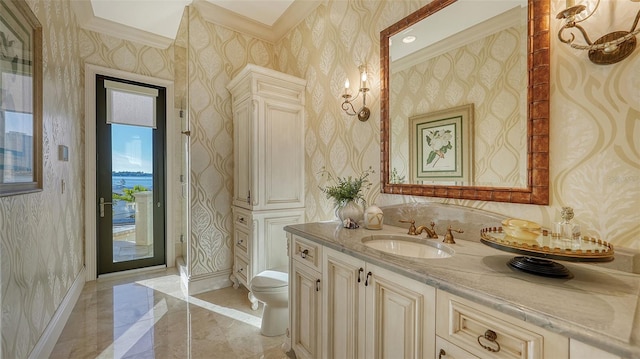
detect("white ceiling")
(72, 0), (321, 48)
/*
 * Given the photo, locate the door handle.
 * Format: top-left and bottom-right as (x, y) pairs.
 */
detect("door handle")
(99, 197), (113, 218)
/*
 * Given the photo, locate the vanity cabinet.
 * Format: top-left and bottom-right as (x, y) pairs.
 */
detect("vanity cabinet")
(289, 234), (323, 359)
(322, 247), (436, 359)
(436, 290), (568, 359)
(227, 64), (306, 305)
(570, 340), (621, 359)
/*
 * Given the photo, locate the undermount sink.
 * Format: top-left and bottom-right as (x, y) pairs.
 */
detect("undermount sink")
(362, 235), (453, 259)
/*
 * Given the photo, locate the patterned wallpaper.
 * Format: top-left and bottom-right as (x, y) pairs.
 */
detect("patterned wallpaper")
(1, 0), (84, 357)
(186, 7), (275, 276)
(390, 25), (527, 187)
(275, 0), (639, 250)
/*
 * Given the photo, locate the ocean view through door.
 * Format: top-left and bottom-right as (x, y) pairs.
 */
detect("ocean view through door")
(96, 75), (166, 275)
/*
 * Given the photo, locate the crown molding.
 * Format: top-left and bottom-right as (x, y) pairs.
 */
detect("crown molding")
(71, 1), (174, 49)
(194, 0), (321, 43)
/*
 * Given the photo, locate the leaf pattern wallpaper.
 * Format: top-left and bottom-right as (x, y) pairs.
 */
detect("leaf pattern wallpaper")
(0, 0), (638, 357)
(275, 0), (639, 249)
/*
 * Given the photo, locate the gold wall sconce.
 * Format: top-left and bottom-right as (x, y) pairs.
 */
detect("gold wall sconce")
(341, 65), (370, 122)
(557, 0), (640, 65)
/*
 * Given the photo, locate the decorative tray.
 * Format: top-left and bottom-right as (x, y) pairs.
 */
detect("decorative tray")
(480, 227), (614, 263)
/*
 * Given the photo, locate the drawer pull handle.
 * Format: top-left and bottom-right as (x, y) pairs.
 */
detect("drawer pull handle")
(357, 268), (364, 283)
(477, 330), (501, 353)
(364, 271), (372, 286)
(438, 349), (446, 359)
(300, 249), (309, 259)
(315, 279), (320, 292)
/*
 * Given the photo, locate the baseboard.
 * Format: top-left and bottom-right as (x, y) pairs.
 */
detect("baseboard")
(28, 266), (86, 359)
(184, 268), (233, 295)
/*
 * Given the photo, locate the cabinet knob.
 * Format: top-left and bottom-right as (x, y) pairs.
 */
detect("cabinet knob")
(300, 249), (309, 259)
(315, 279), (320, 292)
(477, 329), (501, 353)
(237, 239), (244, 245)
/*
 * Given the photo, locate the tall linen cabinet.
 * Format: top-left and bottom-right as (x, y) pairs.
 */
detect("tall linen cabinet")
(227, 64), (306, 309)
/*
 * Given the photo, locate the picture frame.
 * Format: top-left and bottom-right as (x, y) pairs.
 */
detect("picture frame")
(409, 104), (473, 184)
(0, 0), (43, 196)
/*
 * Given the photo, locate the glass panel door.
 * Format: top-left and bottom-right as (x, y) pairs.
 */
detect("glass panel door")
(96, 75), (166, 275)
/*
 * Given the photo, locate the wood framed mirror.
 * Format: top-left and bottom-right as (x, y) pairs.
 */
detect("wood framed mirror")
(380, 0), (549, 204)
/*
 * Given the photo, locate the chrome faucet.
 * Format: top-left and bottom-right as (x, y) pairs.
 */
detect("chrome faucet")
(399, 219), (438, 239)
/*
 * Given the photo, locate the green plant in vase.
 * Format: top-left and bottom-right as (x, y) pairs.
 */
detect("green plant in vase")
(319, 167), (374, 225)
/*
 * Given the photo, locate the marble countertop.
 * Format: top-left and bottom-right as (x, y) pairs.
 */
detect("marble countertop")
(285, 222), (640, 359)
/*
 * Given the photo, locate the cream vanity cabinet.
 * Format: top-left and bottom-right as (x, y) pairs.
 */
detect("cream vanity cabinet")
(227, 64), (306, 305)
(435, 290), (569, 359)
(289, 234), (324, 359)
(288, 240), (436, 359)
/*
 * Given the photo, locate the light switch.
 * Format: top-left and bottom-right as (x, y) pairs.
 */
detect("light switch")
(58, 145), (69, 161)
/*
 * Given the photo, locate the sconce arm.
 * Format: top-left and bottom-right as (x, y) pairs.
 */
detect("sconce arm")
(341, 99), (357, 116)
(630, 10), (640, 34)
(558, 22), (594, 46)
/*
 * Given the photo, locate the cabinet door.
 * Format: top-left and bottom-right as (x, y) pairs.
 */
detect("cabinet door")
(323, 248), (367, 359)
(232, 97), (253, 209)
(366, 263), (436, 359)
(291, 260), (322, 359)
(259, 98), (304, 209)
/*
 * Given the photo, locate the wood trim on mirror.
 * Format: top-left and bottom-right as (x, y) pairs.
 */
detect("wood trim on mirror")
(380, 0), (549, 205)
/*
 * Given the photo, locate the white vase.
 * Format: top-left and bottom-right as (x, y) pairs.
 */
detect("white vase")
(335, 200), (364, 223)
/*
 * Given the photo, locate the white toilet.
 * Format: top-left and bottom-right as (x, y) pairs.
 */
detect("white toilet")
(249, 266), (289, 336)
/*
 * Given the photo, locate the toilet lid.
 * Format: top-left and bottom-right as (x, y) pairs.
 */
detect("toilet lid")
(251, 269), (288, 290)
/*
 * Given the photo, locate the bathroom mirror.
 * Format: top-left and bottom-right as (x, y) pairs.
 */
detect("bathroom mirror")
(380, 0), (549, 204)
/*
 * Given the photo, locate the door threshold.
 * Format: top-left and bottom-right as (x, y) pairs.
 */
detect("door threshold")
(98, 264), (167, 280)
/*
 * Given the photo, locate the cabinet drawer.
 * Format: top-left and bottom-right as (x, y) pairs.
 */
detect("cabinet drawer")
(234, 211), (250, 231)
(436, 291), (567, 359)
(234, 255), (250, 286)
(291, 235), (322, 271)
(234, 228), (249, 257)
(436, 336), (479, 359)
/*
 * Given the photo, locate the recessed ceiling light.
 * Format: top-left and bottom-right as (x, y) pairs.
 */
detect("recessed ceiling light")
(402, 35), (416, 44)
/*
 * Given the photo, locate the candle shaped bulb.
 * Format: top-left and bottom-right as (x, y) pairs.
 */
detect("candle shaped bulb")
(361, 71), (367, 87)
(344, 79), (350, 95)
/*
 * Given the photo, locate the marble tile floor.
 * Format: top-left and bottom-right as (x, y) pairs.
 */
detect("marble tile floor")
(50, 269), (288, 359)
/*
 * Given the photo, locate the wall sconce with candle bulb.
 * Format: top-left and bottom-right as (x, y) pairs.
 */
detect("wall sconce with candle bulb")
(341, 65), (370, 122)
(557, 0), (640, 65)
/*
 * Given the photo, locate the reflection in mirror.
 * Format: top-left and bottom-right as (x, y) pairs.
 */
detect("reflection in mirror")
(380, 0), (550, 204)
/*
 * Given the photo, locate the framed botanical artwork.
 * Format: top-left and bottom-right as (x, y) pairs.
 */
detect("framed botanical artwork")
(409, 104), (473, 184)
(0, 0), (43, 196)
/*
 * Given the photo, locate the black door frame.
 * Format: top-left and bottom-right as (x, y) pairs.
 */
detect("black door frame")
(95, 74), (167, 275)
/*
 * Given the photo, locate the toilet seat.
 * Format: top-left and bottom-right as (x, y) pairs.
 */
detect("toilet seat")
(251, 268), (288, 291)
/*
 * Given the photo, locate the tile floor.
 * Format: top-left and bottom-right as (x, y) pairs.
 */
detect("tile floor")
(50, 269), (289, 359)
